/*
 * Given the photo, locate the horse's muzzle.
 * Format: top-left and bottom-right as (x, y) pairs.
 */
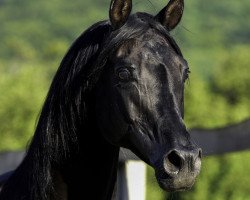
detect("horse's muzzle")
(155, 147), (202, 192)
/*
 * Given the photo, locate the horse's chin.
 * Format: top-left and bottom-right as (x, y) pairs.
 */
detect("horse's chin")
(154, 167), (199, 192)
(156, 177), (195, 192)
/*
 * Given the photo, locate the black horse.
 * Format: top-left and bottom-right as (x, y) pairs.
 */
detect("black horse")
(0, 0), (201, 199)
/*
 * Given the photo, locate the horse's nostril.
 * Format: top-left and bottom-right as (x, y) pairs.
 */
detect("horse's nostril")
(164, 150), (184, 175)
(198, 148), (202, 159)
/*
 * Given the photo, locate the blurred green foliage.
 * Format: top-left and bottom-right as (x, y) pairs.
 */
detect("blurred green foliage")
(0, 0), (250, 199)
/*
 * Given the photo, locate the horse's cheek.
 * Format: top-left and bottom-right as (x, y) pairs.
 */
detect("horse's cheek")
(95, 98), (128, 145)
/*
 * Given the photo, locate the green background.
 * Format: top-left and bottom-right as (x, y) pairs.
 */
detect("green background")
(0, 0), (250, 199)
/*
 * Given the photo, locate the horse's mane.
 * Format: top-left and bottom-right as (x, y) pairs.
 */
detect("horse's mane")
(1, 20), (112, 200)
(1, 13), (183, 200)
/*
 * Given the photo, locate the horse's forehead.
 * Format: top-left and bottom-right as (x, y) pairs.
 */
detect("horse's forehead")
(114, 29), (184, 69)
(135, 31), (186, 67)
(141, 29), (168, 46)
(128, 29), (168, 52)
(115, 29), (169, 57)
(130, 33), (175, 64)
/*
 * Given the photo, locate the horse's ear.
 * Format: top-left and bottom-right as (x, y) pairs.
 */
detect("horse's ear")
(155, 0), (184, 31)
(109, 0), (132, 30)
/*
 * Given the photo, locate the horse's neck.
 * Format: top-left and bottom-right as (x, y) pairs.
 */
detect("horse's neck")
(60, 129), (120, 200)
(0, 122), (120, 200)
(51, 110), (120, 199)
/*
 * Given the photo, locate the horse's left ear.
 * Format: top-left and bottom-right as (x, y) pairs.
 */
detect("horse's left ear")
(155, 0), (184, 31)
(109, 0), (132, 30)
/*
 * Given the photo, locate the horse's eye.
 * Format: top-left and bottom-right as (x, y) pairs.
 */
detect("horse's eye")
(184, 68), (190, 81)
(117, 69), (131, 81)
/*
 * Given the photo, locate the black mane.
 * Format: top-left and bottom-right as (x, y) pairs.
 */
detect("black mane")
(1, 20), (112, 199)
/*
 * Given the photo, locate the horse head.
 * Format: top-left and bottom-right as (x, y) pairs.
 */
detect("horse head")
(95, 0), (201, 192)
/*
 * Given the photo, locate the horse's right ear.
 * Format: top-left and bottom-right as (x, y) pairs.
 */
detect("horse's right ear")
(155, 0), (184, 31)
(109, 0), (132, 30)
